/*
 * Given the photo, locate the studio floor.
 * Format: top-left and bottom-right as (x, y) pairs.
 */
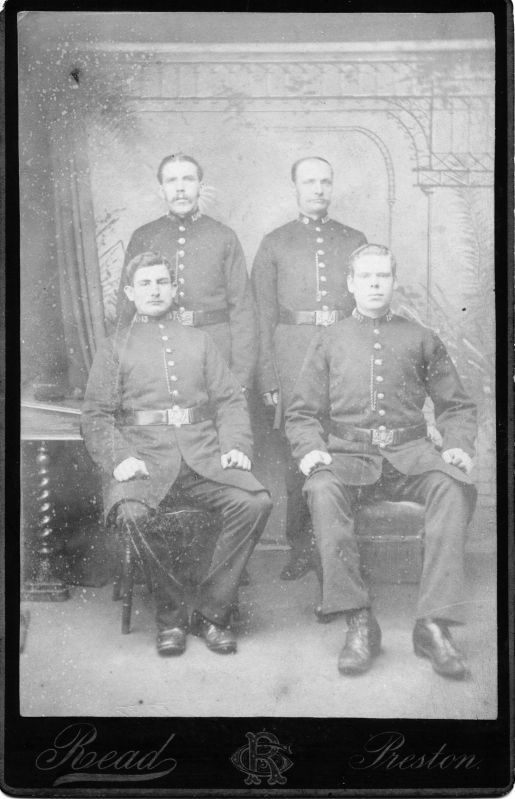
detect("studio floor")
(20, 549), (497, 719)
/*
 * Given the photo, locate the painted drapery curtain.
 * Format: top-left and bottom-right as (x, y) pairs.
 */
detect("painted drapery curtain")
(50, 118), (106, 394)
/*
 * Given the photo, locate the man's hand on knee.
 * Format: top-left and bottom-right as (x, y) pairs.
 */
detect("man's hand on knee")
(221, 449), (251, 471)
(299, 449), (332, 477)
(441, 448), (473, 476)
(113, 457), (150, 482)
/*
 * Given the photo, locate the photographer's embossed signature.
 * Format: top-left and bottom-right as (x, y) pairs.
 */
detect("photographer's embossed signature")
(349, 731), (482, 771)
(35, 723), (177, 785)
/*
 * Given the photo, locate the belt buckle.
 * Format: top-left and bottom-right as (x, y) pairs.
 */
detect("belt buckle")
(372, 428), (394, 448)
(315, 309), (336, 326)
(177, 310), (194, 326)
(167, 406), (189, 427)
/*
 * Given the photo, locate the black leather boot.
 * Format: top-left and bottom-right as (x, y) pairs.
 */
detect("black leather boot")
(156, 627), (187, 656)
(190, 610), (237, 654)
(413, 618), (469, 679)
(338, 608), (382, 675)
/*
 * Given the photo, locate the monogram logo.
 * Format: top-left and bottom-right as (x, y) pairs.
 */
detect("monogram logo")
(230, 731), (293, 786)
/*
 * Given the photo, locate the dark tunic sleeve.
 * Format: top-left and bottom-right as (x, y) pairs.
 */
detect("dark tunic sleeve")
(422, 329), (477, 456)
(81, 335), (136, 476)
(251, 234), (279, 394)
(221, 229), (257, 389)
(284, 332), (330, 460)
(203, 334), (254, 460)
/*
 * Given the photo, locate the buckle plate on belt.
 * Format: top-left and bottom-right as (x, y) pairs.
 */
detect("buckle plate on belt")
(167, 406), (190, 427)
(176, 310), (194, 326)
(315, 309), (336, 326)
(372, 428), (394, 447)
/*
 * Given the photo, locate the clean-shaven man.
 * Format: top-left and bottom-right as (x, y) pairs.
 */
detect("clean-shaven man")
(285, 244), (476, 679)
(83, 251), (272, 657)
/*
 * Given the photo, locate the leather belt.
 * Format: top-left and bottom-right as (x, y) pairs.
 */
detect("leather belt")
(279, 307), (346, 327)
(173, 308), (229, 327)
(120, 404), (211, 427)
(330, 422), (427, 448)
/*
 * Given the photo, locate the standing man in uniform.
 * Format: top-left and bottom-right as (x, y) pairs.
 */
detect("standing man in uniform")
(83, 251), (272, 656)
(116, 153), (256, 393)
(252, 156), (367, 580)
(285, 244), (476, 679)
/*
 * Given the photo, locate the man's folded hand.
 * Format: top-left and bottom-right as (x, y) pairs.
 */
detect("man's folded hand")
(113, 457), (150, 482)
(441, 448), (473, 476)
(221, 449), (251, 471)
(262, 390), (279, 407)
(299, 449), (332, 477)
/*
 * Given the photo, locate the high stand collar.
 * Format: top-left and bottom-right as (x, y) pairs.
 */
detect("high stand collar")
(352, 307), (394, 323)
(167, 209), (202, 224)
(298, 213), (330, 225)
(134, 310), (175, 324)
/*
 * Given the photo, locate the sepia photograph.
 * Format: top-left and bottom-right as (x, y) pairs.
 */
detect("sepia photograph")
(8, 5), (512, 795)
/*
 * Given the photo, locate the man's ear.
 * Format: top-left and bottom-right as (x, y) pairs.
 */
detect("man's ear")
(158, 184), (165, 202)
(124, 285), (135, 303)
(347, 274), (354, 294)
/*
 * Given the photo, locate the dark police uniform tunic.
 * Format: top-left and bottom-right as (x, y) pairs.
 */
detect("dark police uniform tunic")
(285, 310), (477, 622)
(83, 315), (265, 517)
(82, 314), (271, 628)
(251, 214), (366, 424)
(251, 214), (366, 557)
(116, 211), (257, 388)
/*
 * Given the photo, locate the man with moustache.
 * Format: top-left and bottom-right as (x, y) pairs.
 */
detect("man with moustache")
(115, 154), (256, 392)
(83, 251), (272, 657)
(285, 244), (477, 679)
(252, 156), (367, 580)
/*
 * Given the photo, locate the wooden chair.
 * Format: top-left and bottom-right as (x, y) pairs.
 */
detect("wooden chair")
(355, 500), (425, 584)
(112, 505), (222, 634)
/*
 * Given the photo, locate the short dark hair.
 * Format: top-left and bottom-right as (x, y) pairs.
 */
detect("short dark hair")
(291, 156), (333, 183)
(124, 251), (173, 286)
(348, 244), (397, 278)
(156, 153), (203, 184)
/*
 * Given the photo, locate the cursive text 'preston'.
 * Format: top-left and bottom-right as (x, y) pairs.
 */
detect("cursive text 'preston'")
(349, 731), (481, 771)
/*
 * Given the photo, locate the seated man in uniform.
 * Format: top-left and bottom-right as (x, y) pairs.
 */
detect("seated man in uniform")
(82, 251), (272, 657)
(285, 244), (477, 679)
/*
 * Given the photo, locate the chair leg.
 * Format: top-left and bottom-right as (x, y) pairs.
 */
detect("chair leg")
(112, 566), (122, 601)
(230, 602), (241, 624)
(311, 546), (323, 586)
(121, 539), (134, 635)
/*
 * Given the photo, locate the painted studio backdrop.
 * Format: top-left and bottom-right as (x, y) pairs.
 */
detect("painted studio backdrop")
(20, 13), (496, 559)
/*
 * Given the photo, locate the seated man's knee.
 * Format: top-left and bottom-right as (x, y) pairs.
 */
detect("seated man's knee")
(423, 472), (477, 522)
(428, 471), (472, 500)
(247, 490), (273, 519)
(114, 500), (152, 529)
(303, 468), (338, 500)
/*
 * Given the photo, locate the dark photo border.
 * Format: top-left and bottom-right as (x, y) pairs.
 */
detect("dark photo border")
(4, 1), (513, 795)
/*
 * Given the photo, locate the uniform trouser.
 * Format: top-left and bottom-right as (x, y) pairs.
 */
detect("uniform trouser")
(115, 461), (272, 630)
(283, 441), (314, 556)
(303, 460), (476, 624)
